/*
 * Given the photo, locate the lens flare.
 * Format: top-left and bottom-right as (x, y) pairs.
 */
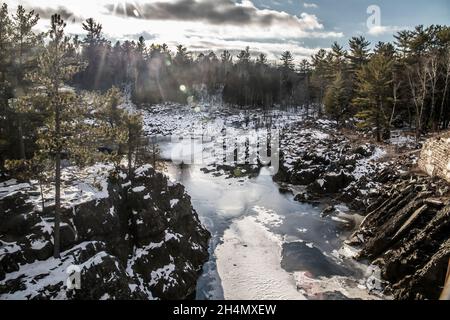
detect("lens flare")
(110, 1), (141, 18)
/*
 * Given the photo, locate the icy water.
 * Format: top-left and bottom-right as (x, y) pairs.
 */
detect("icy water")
(158, 137), (378, 301)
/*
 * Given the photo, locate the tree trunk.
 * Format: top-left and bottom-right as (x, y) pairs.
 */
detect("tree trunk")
(39, 179), (45, 213)
(376, 109), (382, 142)
(17, 113), (25, 159)
(53, 97), (61, 259)
(54, 151), (61, 258)
(428, 55), (438, 131)
(439, 52), (450, 131)
(128, 149), (132, 178)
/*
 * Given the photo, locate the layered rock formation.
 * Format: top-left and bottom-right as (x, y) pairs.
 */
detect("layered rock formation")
(347, 148), (450, 300)
(418, 132), (450, 182)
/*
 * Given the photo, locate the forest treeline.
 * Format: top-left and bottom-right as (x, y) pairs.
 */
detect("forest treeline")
(1, 3), (450, 167)
(69, 14), (450, 143)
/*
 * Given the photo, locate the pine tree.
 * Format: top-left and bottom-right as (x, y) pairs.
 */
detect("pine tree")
(174, 45), (191, 65)
(9, 5), (41, 160)
(299, 59), (311, 75)
(256, 53), (268, 66)
(80, 18), (109, 89)
(353, 53), (394, 141)
(11, 5), (40, 88)
(331, 42), (347, 74)
(0, 3), (12, 90)
(311, 49), (330, 114)
(279, 51), (295, 105)
(124, 113), (143, 177)
(324, 72), (350, 126)
(94, 86), (144, 171)
(28, 15), (93, 258)
(280, 51), (295, 71)
(221, 50), (232, 63)
(348, 36), (371, 73)
(0, 3), (12, 168)
(237, 47), (251, 65)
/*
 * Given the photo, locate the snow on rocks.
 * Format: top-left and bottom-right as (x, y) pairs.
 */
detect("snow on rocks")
(0, 241), (145, 300)
(0, 165), (210, 300)
(274, 119), (393, 210)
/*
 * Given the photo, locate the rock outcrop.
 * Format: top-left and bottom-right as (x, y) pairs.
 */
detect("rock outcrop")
(274, 120), (388, 209)
(348, 170), (450, 300)
(0, 165), (210, 300)
(418, 132), (450, 182)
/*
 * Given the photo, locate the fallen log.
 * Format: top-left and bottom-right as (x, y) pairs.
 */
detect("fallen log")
(392, 204), (428, 241)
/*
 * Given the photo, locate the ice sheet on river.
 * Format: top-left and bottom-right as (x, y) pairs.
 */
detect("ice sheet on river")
(216, 206), (306, 300)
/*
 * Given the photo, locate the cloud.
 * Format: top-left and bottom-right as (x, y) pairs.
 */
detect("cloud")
(303, 3), (318, 9)
(367, 25), (405, 36)
(3, 0), (342, 60)
(107, 0), (323, 30)
(32, 6), (82, 23)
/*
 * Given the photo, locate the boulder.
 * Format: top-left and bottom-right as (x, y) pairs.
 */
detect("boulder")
(307, 171), (355, 195)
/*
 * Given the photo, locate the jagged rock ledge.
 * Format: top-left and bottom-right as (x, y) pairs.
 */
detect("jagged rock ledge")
(348, 167), (450, 300)
(0, 165), (210, 300)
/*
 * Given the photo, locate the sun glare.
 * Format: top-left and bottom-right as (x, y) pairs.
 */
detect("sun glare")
(110, 0), (141, 18)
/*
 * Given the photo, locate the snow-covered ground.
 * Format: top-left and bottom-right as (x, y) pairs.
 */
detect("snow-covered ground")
(0, 163), (114, 212)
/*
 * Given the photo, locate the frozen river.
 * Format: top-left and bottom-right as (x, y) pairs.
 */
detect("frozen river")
(158, 135), (378, 300)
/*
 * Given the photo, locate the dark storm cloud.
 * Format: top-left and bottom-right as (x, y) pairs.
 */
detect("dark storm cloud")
(106, 0), (305, 27)
(32, 6), (81, 23)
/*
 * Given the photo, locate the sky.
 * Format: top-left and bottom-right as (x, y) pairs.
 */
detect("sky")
(3, 0), (450, 62)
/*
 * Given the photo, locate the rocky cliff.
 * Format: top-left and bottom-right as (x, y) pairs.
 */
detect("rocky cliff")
(349, 159), (450, 300)
(418, 132), (450, 182)
(0, 164), (210, 300)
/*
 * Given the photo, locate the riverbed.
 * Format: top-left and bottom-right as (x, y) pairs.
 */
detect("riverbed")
(157, 136), (380, 300)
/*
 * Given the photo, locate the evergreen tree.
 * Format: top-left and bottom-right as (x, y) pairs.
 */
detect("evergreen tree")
(0, 3), (12, 91)
(331, 42), (347, 74)
(0, 3), (12, 168)
(28, 15), (93, 258)
(11, 5), (40, 88)
(80, 18), (110, 89)
(237, 47), (251, 65)
(348, 36), (371, 73)
(279, 51), (295, 105)
(324, 72), (350, 126)
(9, 5), (41, 160)
(256, 53), (268, 66)
(280, 51), (295, 71)
(353, 53), (395, 141)
(174, 45), (191, 65)
(221, 50), (232, 63)
(124, 113), (143, 177)
(311, 49), (330, 113)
